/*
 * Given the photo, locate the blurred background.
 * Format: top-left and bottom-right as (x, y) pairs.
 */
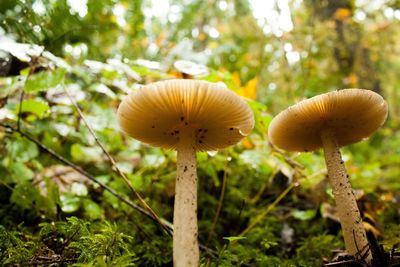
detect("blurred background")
(0, 0), (399, 266)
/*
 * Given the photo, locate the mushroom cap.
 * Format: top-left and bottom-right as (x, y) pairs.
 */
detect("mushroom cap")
(117, 79), (254, 151)
(268, 89), (388, 152)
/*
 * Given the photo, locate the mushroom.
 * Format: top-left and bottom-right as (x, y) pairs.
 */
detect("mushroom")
(173, 60), (209, 78)
(268, 89), (387, 260)
(117, 79), (254, 266)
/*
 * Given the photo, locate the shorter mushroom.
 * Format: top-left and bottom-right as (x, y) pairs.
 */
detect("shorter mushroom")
(268, 89), (388, 261)
(173, 60), (209, 78)
(117, 79), (254, 267)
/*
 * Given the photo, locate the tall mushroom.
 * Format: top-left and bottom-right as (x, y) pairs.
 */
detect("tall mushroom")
(117, 79), (254, 266)
(268, 89), (387, 260)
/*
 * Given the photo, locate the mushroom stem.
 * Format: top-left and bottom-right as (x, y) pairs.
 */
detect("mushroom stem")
(320, 128), (371, 261)
(173, 127), (199, 267)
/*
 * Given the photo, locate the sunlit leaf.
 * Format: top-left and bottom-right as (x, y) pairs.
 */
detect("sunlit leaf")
(6, 136), (39, 162)
(238, 77), (258, 99)
(71, 182), (88, 196)
(90, 83), (117, 99)
(18, 99), (49, 118)
(9, 162), (34, 182)
(70, 144), (102, 163)
(46, 84), (86, 105)
(292, 209), (317, 221)
(60, 194), (81, 213)
(83, 199), (103, 220)
(0, 38), (44, 62)
(25, 68), (66, 92)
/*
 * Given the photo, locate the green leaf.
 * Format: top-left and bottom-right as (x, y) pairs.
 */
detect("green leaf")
(60, 194), (81, 213)
(83, 199), (103, 220)
(262, 240), (278, 249)
(10, 182), (40, 209)
(18, 99), (50, 118)
(291, 209), (317, 221)
(9, 162), (34, 182)
(71, 182), (88, 196)
(6, 136), (39, 162)
(25, 68), (66, 92)
(70, 144), (102, 163)
(90, 83), (117, 99)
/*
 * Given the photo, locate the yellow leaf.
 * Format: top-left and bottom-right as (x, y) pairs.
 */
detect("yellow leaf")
(344, 73), (358, 86)
(242, 137), (254, 149)
(243, 53), (251, 61)
(232, 72), (241, 87)
(208, 41), (218, 49)
(239, 77), (258, 99)
(217, 24), (226, 33)
(198, 32), (207, 41)
(155, 31), (167, 46)
(334, 8), (351, 21)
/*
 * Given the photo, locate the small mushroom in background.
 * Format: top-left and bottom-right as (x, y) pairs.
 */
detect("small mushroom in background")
(117, 79), (254, 267)
(173, 60), (209, 79)
(268, 89), (388, 262)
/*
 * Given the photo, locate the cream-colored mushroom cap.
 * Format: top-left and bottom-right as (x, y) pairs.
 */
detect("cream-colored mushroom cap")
(268, 89), (388, 152)
(117, 79), (254, 151)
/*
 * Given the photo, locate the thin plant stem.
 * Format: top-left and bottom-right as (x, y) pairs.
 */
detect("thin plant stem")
(0, 122), (171, 231)
(206, 157), (229, 245)
(238, 182), (296, 238)
(62, 84), (171, 235)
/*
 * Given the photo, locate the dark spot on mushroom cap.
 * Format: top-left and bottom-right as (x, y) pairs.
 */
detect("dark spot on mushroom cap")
(199, 140), (203, 143)
(229, 127), (234, 130)
(204, 129), (208, 133)
(175, 130), (180, 134)
(185, 122), (188, 126)
(180, 116), (184, 121)
(198, 129), (202, 132)
(340, 160), (344, 164)
(151, 125), (155, 128)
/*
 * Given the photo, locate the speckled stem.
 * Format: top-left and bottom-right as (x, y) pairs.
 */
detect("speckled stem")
(320, 128), (371, 261)
(173, 127), (199, 267)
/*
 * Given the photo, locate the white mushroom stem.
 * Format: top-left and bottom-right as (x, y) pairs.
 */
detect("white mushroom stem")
(320, 128), (371, 261)
(173, 127), (199, 267)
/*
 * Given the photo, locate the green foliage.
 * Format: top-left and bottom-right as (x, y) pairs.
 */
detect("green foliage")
(6, 135), (39, 163)
(69, 221), (134, 263)
(25, 68), (66, 92)
(0, 225), (36, 265)
(1, 0), (399, 265)
(18, 98), (50, 119)
(293, 235), (342, 266)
